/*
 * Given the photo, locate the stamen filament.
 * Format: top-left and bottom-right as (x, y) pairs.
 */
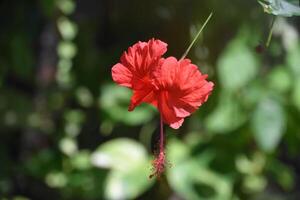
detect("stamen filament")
(149, 114), (166, 179)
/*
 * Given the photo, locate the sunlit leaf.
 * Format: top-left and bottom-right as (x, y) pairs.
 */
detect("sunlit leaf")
(258, 0), (300, 16)
(243, 175), (267, 193)
(57, 41), (77, 59)
(91, 138), (154, 200)
(59, 137), (78, 156)
(104, 165), (151, 200)
(45, 171), (68, 188)
(56, 0), (76, 15)
(57, 17), (78, 41)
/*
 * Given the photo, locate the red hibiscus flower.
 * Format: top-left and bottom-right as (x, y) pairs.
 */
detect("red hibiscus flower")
(153, 57), (214, 129)
(111, 39), (167, 111)
(111, 38), (214, 178)
(112, 39), (213, 129)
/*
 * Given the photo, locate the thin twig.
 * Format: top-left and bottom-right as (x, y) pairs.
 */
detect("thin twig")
(180, 12), (213, 60)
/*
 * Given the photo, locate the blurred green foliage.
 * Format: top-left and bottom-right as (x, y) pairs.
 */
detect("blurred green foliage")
(0, 0), (300, 200)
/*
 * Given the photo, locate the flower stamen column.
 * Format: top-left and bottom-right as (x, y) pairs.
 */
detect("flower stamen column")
(150, 114), (166, 178)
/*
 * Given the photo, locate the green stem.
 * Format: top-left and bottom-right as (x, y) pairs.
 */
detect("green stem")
(181, 12), (213, 60)
(266, 16), (276, 48)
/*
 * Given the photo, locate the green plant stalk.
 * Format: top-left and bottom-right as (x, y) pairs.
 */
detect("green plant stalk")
(181, 12), (213, 60)
(266, 16), (276, 48)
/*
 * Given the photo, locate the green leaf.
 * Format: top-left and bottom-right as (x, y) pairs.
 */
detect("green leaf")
(217, 33), (258, 91)
(75, 87), (94, 108)
(205, 93), (246, 134)
(56, 0), (76, 15)
(100, 84), (155, 126)
(268, 159), (295, 190)
(70, 150), (92, 170)
(251, 98), (286, 152)
(292, 79), (300, 111)
(267, 66), (292, 93)
(45, 171), (68, 188)
(91, 138), (153, 200)
(258, 0), (300, 16)
(166, 139), (232, 200)
(287, 45), (300, 76)
(57, 17), (78, 41)
(104, 165), (152, 200)
(243, 175), (267, 193)
(57, 41), (77, 59)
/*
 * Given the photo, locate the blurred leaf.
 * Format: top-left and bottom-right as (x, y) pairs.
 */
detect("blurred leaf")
(217, 32), (258, 91)
(45, 171), (68, 188)
(100, 84), (155, 126)
(59, 137), (78, 156)
(64, 110), (84, 137)
(104, 165), (152, 200)
(251, 98), (286, 152)
(56, 0), (76, 15)
(236, 153), (266, 175)
(71, 150), (92, 170)
(57, 41), (77, 59)
(241, 81), (265, 108)
(12, 197), (30, 200)
(258, 0), (300, 16)
(292, 79), (300, 110)
(64, 110), (85, 124)
(205, 93), (246, 134)
(75, 87), (94, 108)
(287, 45), (300, 75)
(243, 175), (267, 193)
(267, 66), (292, 93)
(57, 17), (78, 41)
(24, 149), (59, 178)
(91, 138), (148, 170)
(268, 159), (295, 190)
(167, 139), (232, 200)
(91, 138), (153, 200)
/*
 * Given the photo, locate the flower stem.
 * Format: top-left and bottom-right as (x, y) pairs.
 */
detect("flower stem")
(266, 16), (276, 48)
(149, 114), (166, 179)
(160, 113), (164, 151)
(181, 12), (213, 60)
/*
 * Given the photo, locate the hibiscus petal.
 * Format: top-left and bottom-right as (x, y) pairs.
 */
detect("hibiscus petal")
(111, 63), (133, 88)
(173, 104), (195, 118)
(154, 57), (178, 88)
(155, 57), (214, 128)
(181, 81), (214, 107)
(158, 91), (184, 129)
(112, 39), (169, 111)
(128, 89), (155, 111)
(149, 39), (168, 58)
(170, 119), (184, 129)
